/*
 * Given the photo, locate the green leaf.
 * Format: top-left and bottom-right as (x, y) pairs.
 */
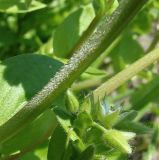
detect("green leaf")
(110, 33), (144, 72)
(47, 125), (68, 160)
(53, 3), (95, 58)
(115, 122), (151, 134)
(132, 9), (152, 34)
(104, 129), (132, 154)
(85, 126), (110, 154)
(151, 124), (159, 145)
(54, 107), (85, 151)
(0, 27), (16, 47)
(77, 145), (95, 160)
(0, 109), (57, 155)
(0, 54), (62, 126)
(21, 152), (41, 160)
(62, 142), (73, 160)
(142, 124), (159, 160)
(73, 112), (93, 137)
(0, 0), (46, 13)
(101, 110), (120, 129)
(114, 110), (137, 127)
(131, 76), (159, 110)
(118, 110), (138, 122)
(21, 142), (48, 160)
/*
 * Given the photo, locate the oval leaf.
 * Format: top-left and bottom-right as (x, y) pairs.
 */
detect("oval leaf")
(0, 54), (62, 126)
(0, 109), (57, 155)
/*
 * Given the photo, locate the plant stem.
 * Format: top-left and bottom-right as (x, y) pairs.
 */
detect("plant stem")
(0, 0), (147, 143)
(146, 32), (159, 53)
(72, 77), (107, 91)
(92, 122), (107, 133)
(93, 48), (159, 103)
(92, 36), (121, 68)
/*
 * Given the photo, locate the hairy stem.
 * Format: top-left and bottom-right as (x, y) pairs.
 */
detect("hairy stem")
(93, 48), (159, 103)
(0, 0), (147, 143)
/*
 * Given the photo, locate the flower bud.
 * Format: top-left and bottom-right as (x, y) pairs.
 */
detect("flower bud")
(65, 90), (79, 114)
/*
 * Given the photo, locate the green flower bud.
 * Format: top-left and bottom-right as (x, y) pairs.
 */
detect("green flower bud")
(90, 95), (121, 128)
(103, 129), (132, 154)
(65, 90), (79, 114)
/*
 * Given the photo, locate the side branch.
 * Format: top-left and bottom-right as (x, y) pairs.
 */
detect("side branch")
(93, 48), (159, 103)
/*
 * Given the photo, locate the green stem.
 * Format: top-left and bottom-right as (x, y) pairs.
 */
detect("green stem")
(72, 77), (107, 91)
(93, 48), (159, 103)
(92, 122), (107, 133)
(0, 0), (147, 143)
(92, 36), (121, 67)
(146, 30), (159, 53)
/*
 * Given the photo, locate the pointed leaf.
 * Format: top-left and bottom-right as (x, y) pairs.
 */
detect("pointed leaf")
(47, 125), (68, 160)
(77, 145), (95, 160)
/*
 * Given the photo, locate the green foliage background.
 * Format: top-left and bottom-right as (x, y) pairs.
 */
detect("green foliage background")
(0, 0), (159, 160)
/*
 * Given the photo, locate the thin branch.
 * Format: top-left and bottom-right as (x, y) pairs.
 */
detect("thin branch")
(146, 32), (159, 53)
(72, 77), (106, 91)
(93, 48), (159, 103)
